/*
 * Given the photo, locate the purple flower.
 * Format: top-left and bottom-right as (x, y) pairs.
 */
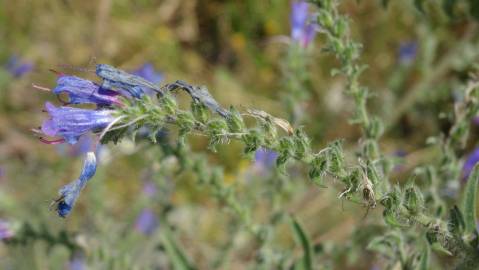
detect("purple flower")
(290, 1), (318, 48)
(255, 148), (278, 169)
(398, 42), (417, 65)
(0, 220), (14, 240)
(132, 63), (163, 95)
(41, 102), (114, 145)
(53, 152), (97, 217)
(462, 148), (479, 180)
(53, 76), (122, 106)
(6, 55), (33, 78)
(135, 208), (158, 235)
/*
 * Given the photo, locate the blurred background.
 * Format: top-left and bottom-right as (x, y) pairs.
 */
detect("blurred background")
(1, 0), (478, 269)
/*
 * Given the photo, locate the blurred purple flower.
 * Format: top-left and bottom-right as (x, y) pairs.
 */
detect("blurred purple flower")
(255, 148), (278, 169)
(462, 148), (479, 180)
(290, 1), (318, 48)
(398, 42), (417, 65)
(53, 76), (122, 106)
(54, 152), (97, 217)
(0, 219), (14, 240)
(135, 208), (158, 235)
(132, 63), (163, 95)
(142, 181), (157, 198)
(473, 116), (479, 125)
(68, 252), (86, 270)
(40, 102), (114, 145)
(6, 55), (33, 78)
(57, 135), (95, 157)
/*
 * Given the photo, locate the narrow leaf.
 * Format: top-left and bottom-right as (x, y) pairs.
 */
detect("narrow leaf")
(471, 0), (479, 21)
(161, 226), (196, 270)
(417, 243), (430, 270)
(290, 216), (313, 270)
(463, 164), (479, 236)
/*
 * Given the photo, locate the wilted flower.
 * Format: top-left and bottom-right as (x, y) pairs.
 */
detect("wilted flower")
(53, 152), (97, 217)
(0, 219), (14, 240)
(132, 63), (163, 95)
(53, 75), (122, 106)
(6, 55), (33, 78)
(255, 148), (278, 169)
(398, 42), (417, 65)
(290, 1), (318, 48)
(135, 208), (158, 235)
(462, 148), (479, 180)
(40, 102), (114, 145)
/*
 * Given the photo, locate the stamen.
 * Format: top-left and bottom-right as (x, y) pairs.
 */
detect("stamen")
(39, 137), (65, 145)
(49, 69), (65, 77)
(32, 84), (51, 92)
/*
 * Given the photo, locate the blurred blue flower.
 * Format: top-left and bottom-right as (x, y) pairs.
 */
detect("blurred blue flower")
(53, 76), (122, 106)
(41, 102), (114, 145)
(462, 148), (479, 180)
(56, 134), (99, 157)
(255, 148), (278, 169)
(398, 42), (417, 65)
(132, 63), (163, 95)
(68, 252), (86, 270)
(0, 219), (14, 240)
(135, 208), (158, 235)
(6, 55), (33, 78)
(54, 152), (97, 217)
(290, 1), (318, 48)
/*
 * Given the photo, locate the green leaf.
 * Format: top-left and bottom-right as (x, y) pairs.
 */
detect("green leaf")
(417, 243), (430, 270)
(463, 164), (479, 236)
(381, 0), (390, 8)
(414, 0), (425, 13)
(471, 0), (479, 21)
(290, 216), (313, 270)
(442, 0), (457, 18)
(161, 226), (196, 270)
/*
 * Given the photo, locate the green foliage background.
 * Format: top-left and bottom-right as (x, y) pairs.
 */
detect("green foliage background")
(1, 0), (479, 269)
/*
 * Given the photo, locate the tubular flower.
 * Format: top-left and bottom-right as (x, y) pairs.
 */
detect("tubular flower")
(41, 102), (114, 145)
(54, 152), (97, 217)
(290, 1), (318, 48)
(53, 76), (122, 106)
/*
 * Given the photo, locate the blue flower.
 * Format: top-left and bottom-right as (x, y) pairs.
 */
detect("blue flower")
(290, 1), (318, 48)
(398, 42), (417, 65)
(462, 148), (479, 180)
(132, 63), (163, 95)
(6, 55), (33, 78)
(134, 208), (158, 235)
(53, 76), (122, 106)
(41, 102), (114, 145)
(54, 152), (97, 217)
(255, 148), (278, 169)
